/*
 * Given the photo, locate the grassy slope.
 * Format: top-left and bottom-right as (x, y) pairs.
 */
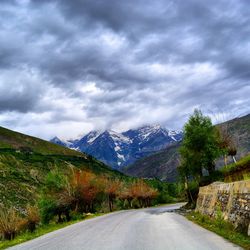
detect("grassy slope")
(0, 126), (84, 156)
(123, 114), (250, 182)
(0, 126), (124, 209)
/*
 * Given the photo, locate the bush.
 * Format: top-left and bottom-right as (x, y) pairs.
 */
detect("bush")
(0, 207), (22, 240)
(23, 205), (40, 233)
(39, 199), (57, 224)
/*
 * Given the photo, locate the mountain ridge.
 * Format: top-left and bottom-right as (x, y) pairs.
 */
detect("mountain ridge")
(50, 125), (183, 169)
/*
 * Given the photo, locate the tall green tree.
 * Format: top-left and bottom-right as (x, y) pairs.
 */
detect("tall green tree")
(179, 110), (221, 183)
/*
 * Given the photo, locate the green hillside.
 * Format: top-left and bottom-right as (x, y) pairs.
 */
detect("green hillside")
(0, 126), (83, 156)
(0, 127), (123, 209)
(123, 114), (250, 182)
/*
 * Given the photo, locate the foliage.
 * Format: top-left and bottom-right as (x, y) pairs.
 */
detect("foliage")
(39, 169), (162, 222)
(39, 172), (73, 224)
(179, 110), (223, 205)
(0, 207), (23, 240)
(105, 179), (122, 211)
(186, 211), (250, 250)
(23, 205), (40, 233)
(179, 109), (222, 180)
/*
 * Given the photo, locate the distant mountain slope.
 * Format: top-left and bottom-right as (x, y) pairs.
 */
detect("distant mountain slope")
(123, 142), (181, 182)
(50, 125), (183, 169)
(217, 114), (250, 157)
(0, 126), (124, 209)
(123, 114), (250, 182)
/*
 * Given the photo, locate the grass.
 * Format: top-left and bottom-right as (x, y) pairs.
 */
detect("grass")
(0, 213), (104, 250)
(221, 154), (250, 174)
(186, 211), (250, 250)
(220, 154), (250, 181)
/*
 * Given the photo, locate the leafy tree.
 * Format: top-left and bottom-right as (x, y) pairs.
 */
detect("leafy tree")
(179, 110), (222, 204)
(70, 170), (103, 213)
(180, 109), (222, 178)
(217, 124), (238, 165)
(105, 179), (122, 212)
(130, 180), (158, 208)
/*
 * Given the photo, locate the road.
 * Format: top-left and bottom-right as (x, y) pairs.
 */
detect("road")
(10, 203), (241, 250)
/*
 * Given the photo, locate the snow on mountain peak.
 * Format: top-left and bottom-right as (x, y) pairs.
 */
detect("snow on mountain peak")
(107, 130), (132, 144)
(51, 125), (183, 169)
(86, 131), (102, 144)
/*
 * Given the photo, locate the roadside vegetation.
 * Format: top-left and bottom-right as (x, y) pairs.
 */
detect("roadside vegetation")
(186, 211), (250, 250)
(0, 167), (183, 247)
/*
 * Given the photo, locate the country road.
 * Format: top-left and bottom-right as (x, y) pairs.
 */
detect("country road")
(9, 203), (241, 250)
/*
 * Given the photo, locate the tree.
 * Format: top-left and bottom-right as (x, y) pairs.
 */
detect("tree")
(105, 179), (121, 212)
(180, 109), (221, 178)
(217, 124), (238, 165)
(179, 110), (222, 204)
(130, 180), (158, 208)
(70, 170), (102, 213)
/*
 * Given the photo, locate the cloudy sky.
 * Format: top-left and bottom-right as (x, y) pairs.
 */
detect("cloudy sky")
(0, 0), (250, 139)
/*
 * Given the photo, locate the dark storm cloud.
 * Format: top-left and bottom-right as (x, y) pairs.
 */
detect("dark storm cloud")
(0, 0), (249, 137)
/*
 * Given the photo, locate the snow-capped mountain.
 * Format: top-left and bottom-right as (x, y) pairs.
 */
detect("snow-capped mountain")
(50, 125), (183, 169)
(50, 136), (74, 148)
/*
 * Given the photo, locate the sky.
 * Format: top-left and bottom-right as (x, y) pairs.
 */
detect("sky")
(0, 0), (250, 140)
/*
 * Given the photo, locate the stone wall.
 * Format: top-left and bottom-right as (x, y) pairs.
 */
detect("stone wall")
(196, 180), (250, 235)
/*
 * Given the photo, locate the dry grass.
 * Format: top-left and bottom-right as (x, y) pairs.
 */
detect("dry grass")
(0, 207), (22, 240)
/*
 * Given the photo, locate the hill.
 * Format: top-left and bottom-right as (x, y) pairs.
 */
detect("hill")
(0, 126), (83, 157)
(0, 126), (124, 209)
(123, 114), (250, 182)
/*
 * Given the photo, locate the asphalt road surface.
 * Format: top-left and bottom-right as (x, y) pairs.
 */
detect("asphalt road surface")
(10, 203), (241, 250)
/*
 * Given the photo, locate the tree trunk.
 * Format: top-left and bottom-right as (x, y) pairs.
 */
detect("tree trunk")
(224, 155), (228, 166)
(185, 176), (194, 204)
(232, 156), (237, 163)
(108, 195), (113, 212)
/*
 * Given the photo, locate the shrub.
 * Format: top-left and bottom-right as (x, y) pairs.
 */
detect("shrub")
(0, 207), (22, 240)
(24, 205), (40, 232)
(39, 198), (57, 224)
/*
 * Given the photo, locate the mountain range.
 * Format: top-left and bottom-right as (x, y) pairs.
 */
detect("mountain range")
(50, 125), (183, 169)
